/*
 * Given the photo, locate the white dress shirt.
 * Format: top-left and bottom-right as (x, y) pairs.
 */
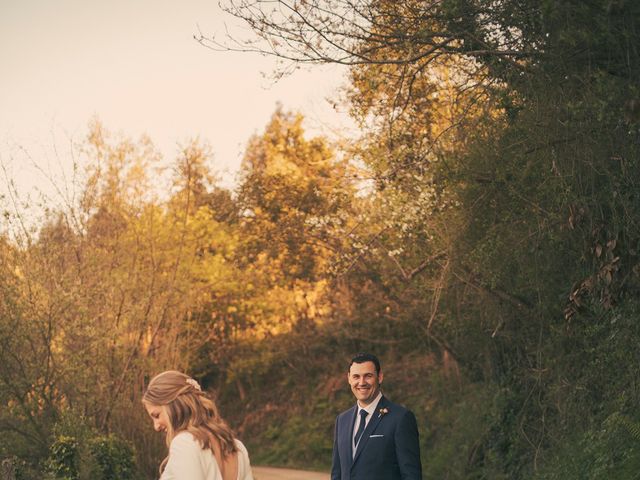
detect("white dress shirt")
(352, 391), (383, 456)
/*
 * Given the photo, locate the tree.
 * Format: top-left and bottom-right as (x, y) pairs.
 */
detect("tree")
(0, 123), (246, 476)
(237, 108), (352, 282)
(208, 1), (640, 477)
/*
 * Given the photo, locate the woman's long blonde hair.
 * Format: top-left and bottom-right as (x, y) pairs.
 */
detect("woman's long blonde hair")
(143, 370), (238, 473)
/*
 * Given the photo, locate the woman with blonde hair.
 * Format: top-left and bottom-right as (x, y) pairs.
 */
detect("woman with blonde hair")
(143, 370), (253, 480)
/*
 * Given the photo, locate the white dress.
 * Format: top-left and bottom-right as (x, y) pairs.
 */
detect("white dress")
(160, 432), (253, 480)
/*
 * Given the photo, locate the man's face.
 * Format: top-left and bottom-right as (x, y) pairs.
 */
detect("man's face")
(348, 361), (383, 407)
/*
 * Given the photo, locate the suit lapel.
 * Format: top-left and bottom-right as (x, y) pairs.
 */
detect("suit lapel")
(352, 396), (387, 465)
(342, 406), (358, 468)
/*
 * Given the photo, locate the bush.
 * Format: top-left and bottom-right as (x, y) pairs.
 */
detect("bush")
(45, 436), (79, 480)
(88, 435), (136, 480)
(44, 433), (137, 480)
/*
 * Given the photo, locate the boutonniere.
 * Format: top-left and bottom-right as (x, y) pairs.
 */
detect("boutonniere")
(378, 407), (389, 418)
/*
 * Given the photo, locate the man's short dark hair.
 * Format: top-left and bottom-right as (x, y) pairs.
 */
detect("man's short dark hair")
(349, 352), (381, 375)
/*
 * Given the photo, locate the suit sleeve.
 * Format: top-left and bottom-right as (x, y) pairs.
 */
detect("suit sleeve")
(162, 433), (206, 480)
(394, 410), (422, 480)
(330, 416), (341, 480)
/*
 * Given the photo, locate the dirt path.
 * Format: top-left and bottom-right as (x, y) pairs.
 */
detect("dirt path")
(252, 466), (330, 480)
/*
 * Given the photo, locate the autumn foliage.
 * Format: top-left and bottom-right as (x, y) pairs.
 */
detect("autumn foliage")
(3, 1), (640, 478)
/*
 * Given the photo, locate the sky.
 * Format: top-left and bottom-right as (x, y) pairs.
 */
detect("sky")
(0, 0), (354, 202)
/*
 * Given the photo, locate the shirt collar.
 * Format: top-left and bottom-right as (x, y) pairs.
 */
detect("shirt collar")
(357, 391), (383, 416)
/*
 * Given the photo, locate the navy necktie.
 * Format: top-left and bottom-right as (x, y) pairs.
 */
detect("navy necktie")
(354, 408), (368, 447)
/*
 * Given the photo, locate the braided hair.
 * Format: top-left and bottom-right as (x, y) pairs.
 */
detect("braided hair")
(143, 370), (238, 473)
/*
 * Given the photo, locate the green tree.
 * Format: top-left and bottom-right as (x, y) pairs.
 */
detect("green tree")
(237, 108), (352, 281)
(212, 1), (640, 477)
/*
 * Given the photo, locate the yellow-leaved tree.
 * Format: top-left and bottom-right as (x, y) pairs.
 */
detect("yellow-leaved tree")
(0, 122), (243, 477)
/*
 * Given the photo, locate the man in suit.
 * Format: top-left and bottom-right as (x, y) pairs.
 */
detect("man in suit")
(331, 352), (422, 480)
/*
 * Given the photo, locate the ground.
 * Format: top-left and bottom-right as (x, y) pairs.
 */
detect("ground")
(252, 466), (330, 480)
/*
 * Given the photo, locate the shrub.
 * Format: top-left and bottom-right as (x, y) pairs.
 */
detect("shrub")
(45, 436), (79, 480)
(44, 433), (137, 480)
(88, 435), (136, 480)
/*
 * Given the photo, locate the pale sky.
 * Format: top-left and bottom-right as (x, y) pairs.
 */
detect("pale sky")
(0, 0), (354, 202)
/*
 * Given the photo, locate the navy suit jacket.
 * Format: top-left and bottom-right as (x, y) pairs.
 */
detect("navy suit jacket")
(331, 396), (422, 480)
